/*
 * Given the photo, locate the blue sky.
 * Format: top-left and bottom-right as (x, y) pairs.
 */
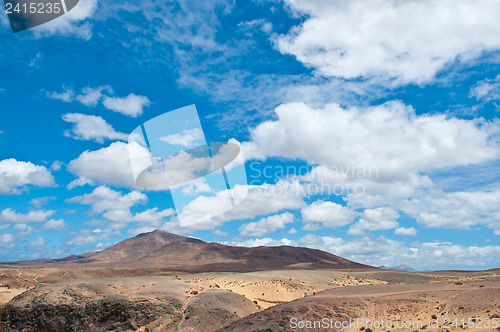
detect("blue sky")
(1, 0), (500, 270)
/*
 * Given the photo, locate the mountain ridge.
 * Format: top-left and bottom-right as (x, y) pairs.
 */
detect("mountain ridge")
(2, 229), (375, 272)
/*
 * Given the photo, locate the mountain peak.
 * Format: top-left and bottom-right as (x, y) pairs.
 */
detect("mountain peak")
(80, 229), (204, 264)
(134, 229), (204, 243)
(9, 231), (374, 272)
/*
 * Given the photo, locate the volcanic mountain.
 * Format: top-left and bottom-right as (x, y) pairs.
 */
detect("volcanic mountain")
(10, 230), (373, 272)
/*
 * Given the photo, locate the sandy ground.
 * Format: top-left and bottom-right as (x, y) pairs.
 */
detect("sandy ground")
(179, 270), (389, 309)
(0, 287), (28, 303)
(0, 267), (387, 306)
(221, 270), (500, 332)
(1, 267), (499, 331)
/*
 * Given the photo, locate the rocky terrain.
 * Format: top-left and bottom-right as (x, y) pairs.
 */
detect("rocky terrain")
(0, 231), (498, 331)
(0, 276), (258, 331)
(220, 269), (500, 332)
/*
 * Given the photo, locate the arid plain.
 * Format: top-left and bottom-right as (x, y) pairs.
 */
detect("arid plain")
(0, 230), (498, 331)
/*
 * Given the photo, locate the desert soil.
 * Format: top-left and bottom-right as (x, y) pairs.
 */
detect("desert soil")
(0, 267), (499, 331)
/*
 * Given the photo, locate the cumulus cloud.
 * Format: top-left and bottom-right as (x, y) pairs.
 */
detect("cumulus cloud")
(470, 75), (500, 102)
(226, 233), (500, 269)
(0, 159), (55, 194)
(347, 207), (399, 236)
(29, 196), (56, 208)
(243, 101), (500, 208)
(27, 237), (47, 251)
(0, 233), (15, 248)
(47, 86), (150, 117)
(131, 207), (174, 223)
(67, 186), (173, 229)
(62, 113), (128, 143)
(31, 0), (99, 40)
(46, 86), (75, 102)
(179, 178), (212, 196)
(178, 180), (306, 230)
(65, 228), (118, 246)
(403, 189), (500, 230)
(68, 142), (137, 188)
(0, 208), (55, 223)
(395, 227), (417, 236)
(239, 212), (294, 237)
(48, 86), (112, 105)
(278, 0), (500, 84)
(245, 102), (498, 173)
(42, 219), (67, 230)
(301, 200), (356, 229)
(102, 93), (150, 117)
(159, 128), (205, 148)
(75, 86), (110, 106)
(50, 161), (63, 171)
(227, 237), (293, 247)
(298, 234), (500, 270)
(68, 186), (146, 215)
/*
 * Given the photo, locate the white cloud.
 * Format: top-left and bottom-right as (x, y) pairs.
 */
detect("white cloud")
(178, 180), (306, 230)
(102, 207), (174, 230)
(62, 113), (128, 143)
(245, 102), (498, 173)
(0, 159), (55, 194)
(159, 128), (204, 147)
(347, 207), (399, 236)
(131, 207), (174, 223)
(403, 189), (500, 230)
(47, 86), (149, 117)
(50, 161), (63, 171)
(68, 141), (137, 188)
(67, 186), (172, 230)
(42, 219), (67, 230)
(238, 18), (273, 34)
(470, 75), (500, 102)
(228, 237), (293, 247)
(12, 223), (33, 232)
(0, 233), (15, 248)
(46, 86), (74, 102)
(495, 229), (500, 236)
(301, 200), (355, 229)
(278, 0), (500, 84)
(67, 176), (94, 190)
(213, 229), (229, 237)
(31, 0), (99, 40)
(29, 196), (56, 208)
(0, 208), (55, 223)
(298, 234), (500, 270)
(75, 86), (111, 106)
(243, 101), (500, 208)
(102, 93), (150, 117)
(68, 186), (147, 215)
(179, 178), (212, 196)
(239, 212), (294, 237)
(27, 237), (47, 251)
(394, 227), (417, 236)
(65, 228), (118, 246)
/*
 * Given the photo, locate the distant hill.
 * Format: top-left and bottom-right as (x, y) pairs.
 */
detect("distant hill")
(379, 264), (416, 271)
(4, 230), (374, 272)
